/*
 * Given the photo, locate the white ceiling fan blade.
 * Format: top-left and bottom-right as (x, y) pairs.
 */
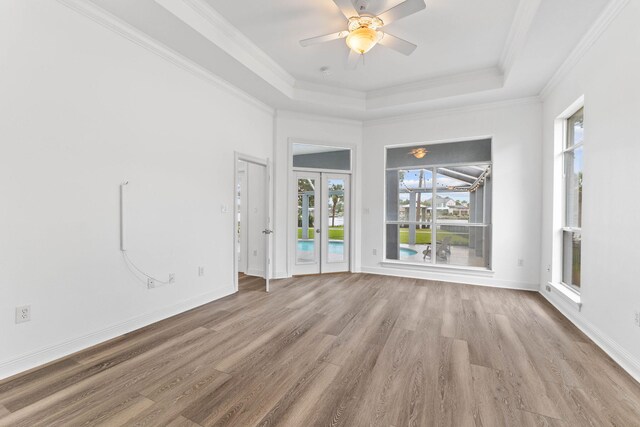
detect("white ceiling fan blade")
(332, 0), (360, 19)
(300, 31), (349, 47)
(378, 32), (417, 55)
(378, 0), (426, 25)
(347, 49), (361, 69)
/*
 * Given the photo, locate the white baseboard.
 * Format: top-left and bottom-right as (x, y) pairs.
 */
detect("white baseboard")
(246, 268), (265, 278)
(272, 271), (289, 279)
(0, 286), (235, 381)
(540, 290), (640, 384)
(360, 266), (538, 291)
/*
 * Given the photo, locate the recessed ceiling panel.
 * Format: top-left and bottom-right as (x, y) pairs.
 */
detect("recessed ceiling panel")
(205, 0), (520, 91)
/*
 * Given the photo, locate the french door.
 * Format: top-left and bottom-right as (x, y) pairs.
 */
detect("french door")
(294, 172), (350, 275)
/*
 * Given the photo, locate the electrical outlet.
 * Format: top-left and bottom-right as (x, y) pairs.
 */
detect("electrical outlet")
(517, 258), (524, 267)
(545, 285), (551, 292)
(635, 311), (640, 327)
(15, 305), (31, 324)
(147, 278), (156, 288)
(546, 265), (551, 272)
(198, 266), (205, 276)
(372, 248), (377, 256)
(253, 250), (258, 256)
(168, 273), (175, 283)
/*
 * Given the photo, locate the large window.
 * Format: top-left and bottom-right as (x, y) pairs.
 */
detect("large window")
(562, 108), (583, 290)
(385, 139), (492, 269)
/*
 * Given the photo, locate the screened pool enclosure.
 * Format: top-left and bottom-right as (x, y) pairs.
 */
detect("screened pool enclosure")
(385, 139), (492, 269)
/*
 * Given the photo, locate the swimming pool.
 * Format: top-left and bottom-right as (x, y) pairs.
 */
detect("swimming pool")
(297, 240), (417, 256)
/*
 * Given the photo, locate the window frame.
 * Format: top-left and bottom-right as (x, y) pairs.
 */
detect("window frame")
(560, 107), (584, 292)
(383, 144), (493, 271)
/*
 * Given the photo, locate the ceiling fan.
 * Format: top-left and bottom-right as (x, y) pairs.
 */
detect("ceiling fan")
(299, 0), (426, 68)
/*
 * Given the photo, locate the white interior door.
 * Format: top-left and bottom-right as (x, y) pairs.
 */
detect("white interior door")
(321, 173), (350, 273)
(237, 162), (248, 274)
(246, 162), (267, 278)
(294, 172), (321, 275)
(263, 159), (272, 292)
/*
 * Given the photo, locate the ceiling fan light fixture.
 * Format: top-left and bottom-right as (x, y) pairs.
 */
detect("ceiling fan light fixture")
(346, 26), (381, 54)
(410, 148), (428, 159)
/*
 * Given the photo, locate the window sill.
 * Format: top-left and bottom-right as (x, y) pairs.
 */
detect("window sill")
(380, 260), (494, 276)
(546, 282), (582, 311)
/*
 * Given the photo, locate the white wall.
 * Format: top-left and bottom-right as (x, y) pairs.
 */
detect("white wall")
(540, 1), (640, 380)
(361, 101), (543, 290)
(272, 111), (363, 278)
(0, 0), (273, 379)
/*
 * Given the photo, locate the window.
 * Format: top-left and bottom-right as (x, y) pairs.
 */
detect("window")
(385, 139), (492, 269)
(562, 108), (583, 290)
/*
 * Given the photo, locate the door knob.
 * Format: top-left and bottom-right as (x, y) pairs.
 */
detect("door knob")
(262, 229), (273, 234)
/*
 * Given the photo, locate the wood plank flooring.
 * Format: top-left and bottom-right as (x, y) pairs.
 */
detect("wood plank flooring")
(1, 273), (639, 426)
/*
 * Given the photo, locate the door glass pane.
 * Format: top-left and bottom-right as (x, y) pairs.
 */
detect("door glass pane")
(327, 178), (345, 263)
(562, 230), (581, 289)
(565, 146), (583, 228)
(435, 165), (491, 223)
(398, 169), (433, 223)
(432, 225), (490, 268)
(297, 178), (315, 263)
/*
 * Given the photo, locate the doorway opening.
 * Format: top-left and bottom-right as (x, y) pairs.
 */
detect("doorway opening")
(234, 154), (272, 292)
(291, 143), (353, 276)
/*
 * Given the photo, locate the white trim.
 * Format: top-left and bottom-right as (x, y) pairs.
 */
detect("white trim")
(246, 268), (267, 277)
(364, 97), (541, 127)
(233, 152), (271, 292)
(277, 110), (362, 128)
(380, 261), (494, 276)
(540, 0), (630, 100)
(540, 291), (640, 383)
(499, 0), (543, 79)
(287, 138), (358, 278)
(361, 267), (538, 291)
(154, 0), (295, 98)
(0, 286), (235, 381)
(56, 0), (274, 116)
(367, 67), (504, 101)
(546, 281), (582, 310)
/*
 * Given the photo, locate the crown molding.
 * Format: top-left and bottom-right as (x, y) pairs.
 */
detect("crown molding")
(367, 68), (504, 110)
(540, 0), (630, 100)
(363, 96), (541, 127)
(276, 110), (363, 128)
(57, 0), (274, 116)
(156, 0), (295, 98)
(294, 81), (366, 112)
(367, 68), (503, 100)
(499, 0), (543, 80)
(295, 80), (366, 100)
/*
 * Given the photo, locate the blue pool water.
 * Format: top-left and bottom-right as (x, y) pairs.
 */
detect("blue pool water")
(297, 240), (343, 254)
(297, 240), (417, 256)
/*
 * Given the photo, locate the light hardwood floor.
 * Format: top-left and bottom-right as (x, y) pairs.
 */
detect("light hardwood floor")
(1, 273), (639, 426)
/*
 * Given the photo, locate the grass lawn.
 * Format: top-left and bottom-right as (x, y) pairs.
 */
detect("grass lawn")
(298, 226), (344, 240)
(398, 228), (469, 246)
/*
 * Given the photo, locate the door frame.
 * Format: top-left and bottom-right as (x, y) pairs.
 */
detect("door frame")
(287, 138), (357, 277)
(233, 152), (272, 292)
